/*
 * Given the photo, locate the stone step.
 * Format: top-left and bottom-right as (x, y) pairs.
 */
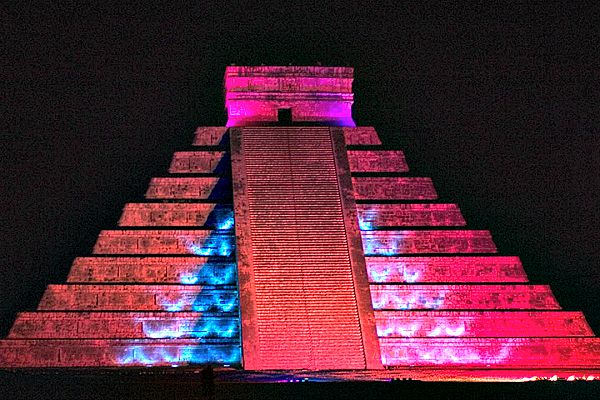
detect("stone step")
(0, 339), (241, 367)
(352, 177), (437, 200)
(379, 337), (600, 368)
(342, 127), (382, 145)
(145, 177), (232, 200)
(8, 312), (239, 339)
(357, 204), (466, 228)
(38, 284), (239, 312)
(118, 203), (234, 228)
(169, 151), (230, 174)
(370, 284), (560, 310)
(92, 230), (235, 256)
(347, 150), (408, 172)
(361, 230), (497, 255)
(374, 311), (594, 337)
(193, 126), (229, 146)
(68, 257), (237, 284)
(365, 256), (528, 283)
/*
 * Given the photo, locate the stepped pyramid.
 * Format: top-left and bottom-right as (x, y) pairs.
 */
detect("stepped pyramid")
(1, 66), (598, 376)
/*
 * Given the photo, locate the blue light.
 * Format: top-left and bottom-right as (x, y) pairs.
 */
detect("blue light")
(117, 344), (241, 366)
(185, 234), (236, 257)
(216, 212), (235, 230)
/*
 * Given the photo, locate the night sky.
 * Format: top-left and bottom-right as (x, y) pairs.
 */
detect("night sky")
(1, 3), (599, 335)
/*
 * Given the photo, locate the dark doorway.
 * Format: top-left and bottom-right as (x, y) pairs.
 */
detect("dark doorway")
(277, 108), (292, 125)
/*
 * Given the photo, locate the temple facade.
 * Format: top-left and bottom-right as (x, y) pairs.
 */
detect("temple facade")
(1, 66), (598, 376)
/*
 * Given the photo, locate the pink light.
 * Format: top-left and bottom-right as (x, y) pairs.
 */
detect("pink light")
(224, 66), (356, 126)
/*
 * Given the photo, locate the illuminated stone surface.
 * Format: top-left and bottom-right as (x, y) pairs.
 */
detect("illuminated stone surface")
(192, 126), (229, 146)
(361, 230), (497, 254)
(68, 257), (236, 284)
(145, 177), (230, 200)
(352, 177), (437, 200)
(365, 256), (528, 282)
(169, 151), (229, 174)
(1, 66), (598, 373)
(224, 66), (355, 126)
(118, 203), (233, 227)
(374, 311), (594, 337)
(357, 204), (466, 228)
(347, 150), (408, 172)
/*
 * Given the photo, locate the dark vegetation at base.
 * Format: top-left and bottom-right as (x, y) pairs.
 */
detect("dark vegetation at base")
(1, 371), (599, 400)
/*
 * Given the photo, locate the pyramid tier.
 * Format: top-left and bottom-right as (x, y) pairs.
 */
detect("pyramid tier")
(169, 151), (230, 174)
(0, 339), (241, 367)
(374, 311), (594, 337)
(8, 312), (239, 339)
(365, 256), (528, 283)
(145, 177), (232, 200)
(352, 177), (437, 200)
(357, 204), (466, 228)
(68, 256), (236, 284)
(370, 284), (560, 310)
(380, 337), (600, 368)
(362, 230), (497, 255)
(118, 203), (234, 228)
(342, 127), (382, 145)
(37, 284), (239, 312)
(193, 126), (229, 146)
(93, 230), (235, 256)
(348, 150), (409, 172)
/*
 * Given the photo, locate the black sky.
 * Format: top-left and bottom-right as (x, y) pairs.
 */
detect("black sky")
(1, 2), (599, 334)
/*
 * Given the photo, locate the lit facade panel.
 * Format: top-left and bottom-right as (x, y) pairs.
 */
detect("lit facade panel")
(67, 256), (237, 284)
(118, 203), (234, 227)
(365, 256), (528, 283)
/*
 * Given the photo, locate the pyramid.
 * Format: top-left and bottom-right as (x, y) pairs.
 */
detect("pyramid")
(1, 66), (598, 376)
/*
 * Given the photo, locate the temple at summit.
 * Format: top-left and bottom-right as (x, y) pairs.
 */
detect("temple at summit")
(1, 66), (598, 380)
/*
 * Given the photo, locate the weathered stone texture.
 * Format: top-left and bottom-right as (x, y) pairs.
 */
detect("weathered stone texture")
(145, 177), (229, 200)
(0, 339), (240, 367)
(192, 127), (229, 146)
(38, 285), (238, 312)
(361, 230), (497, 254)
(365, 256), (528, 283)
(374, 311), (595, 337)
(68, 257), (236, 284)
(370, 285), (560, 310)
(348, 150), (408, 172)
(8, 312), (239, 339)
(169, 151), (228, 174)
(118, 203), (233, 227)
(352, 177), (438, 200)
(92, 230), (235, 255)
(358, 204), (466, 227)
(379, 337), (600, 367)
(342, 127), (382, 145)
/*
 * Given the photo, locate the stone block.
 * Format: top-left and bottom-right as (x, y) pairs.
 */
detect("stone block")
(118, 203), (233, 227)
(169, 151), (229, 174)
(92, 230), (235, 256)
(343, 127), (382, 145)
(374, 311), (595, 337)
(68, 257), (237, 284)
(37, 285), (238, 312)
(365, 256), (528, 283)
(370, 284), (560, 310)
(379, 337), (600, 367)
(145, 177), (231, 200)
(361, 230), (497, 255)
(352, 177), (437, 200)
(358, 204), (465, 228)
(192, 127), (229, 146)
(347, 150), (408, 172)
